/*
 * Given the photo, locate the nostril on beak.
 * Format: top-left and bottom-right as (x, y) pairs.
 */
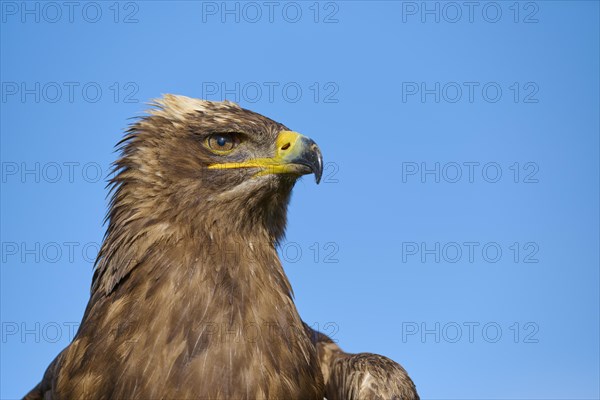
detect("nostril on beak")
(281, 143), (291, 151)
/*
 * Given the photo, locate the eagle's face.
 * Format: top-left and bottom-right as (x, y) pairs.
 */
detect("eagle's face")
(117, 95), (322, 239)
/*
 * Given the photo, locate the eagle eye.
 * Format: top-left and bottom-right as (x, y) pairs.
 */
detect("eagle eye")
(206, 133), (240, 154)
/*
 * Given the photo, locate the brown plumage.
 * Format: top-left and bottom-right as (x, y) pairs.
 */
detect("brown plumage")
(24, 95), (419, 400)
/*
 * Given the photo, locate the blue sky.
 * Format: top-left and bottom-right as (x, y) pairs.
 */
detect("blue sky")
(1, 1), (599, 399)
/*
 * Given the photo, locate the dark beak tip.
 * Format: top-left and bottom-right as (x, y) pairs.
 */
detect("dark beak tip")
(292, 136), (323, 185)
(313, 145), (323, 185)
(300, 138), (323, 185)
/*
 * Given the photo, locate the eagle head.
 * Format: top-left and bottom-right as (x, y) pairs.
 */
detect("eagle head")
(96, 95), (323, 294)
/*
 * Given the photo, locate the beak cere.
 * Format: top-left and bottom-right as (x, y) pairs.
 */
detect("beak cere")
(208, 130), (324, 184)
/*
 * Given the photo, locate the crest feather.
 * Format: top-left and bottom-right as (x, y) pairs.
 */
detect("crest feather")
(149, 94), (241, 121)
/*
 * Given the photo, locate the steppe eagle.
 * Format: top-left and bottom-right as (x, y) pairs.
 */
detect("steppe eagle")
(24, 95), (419, 400)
